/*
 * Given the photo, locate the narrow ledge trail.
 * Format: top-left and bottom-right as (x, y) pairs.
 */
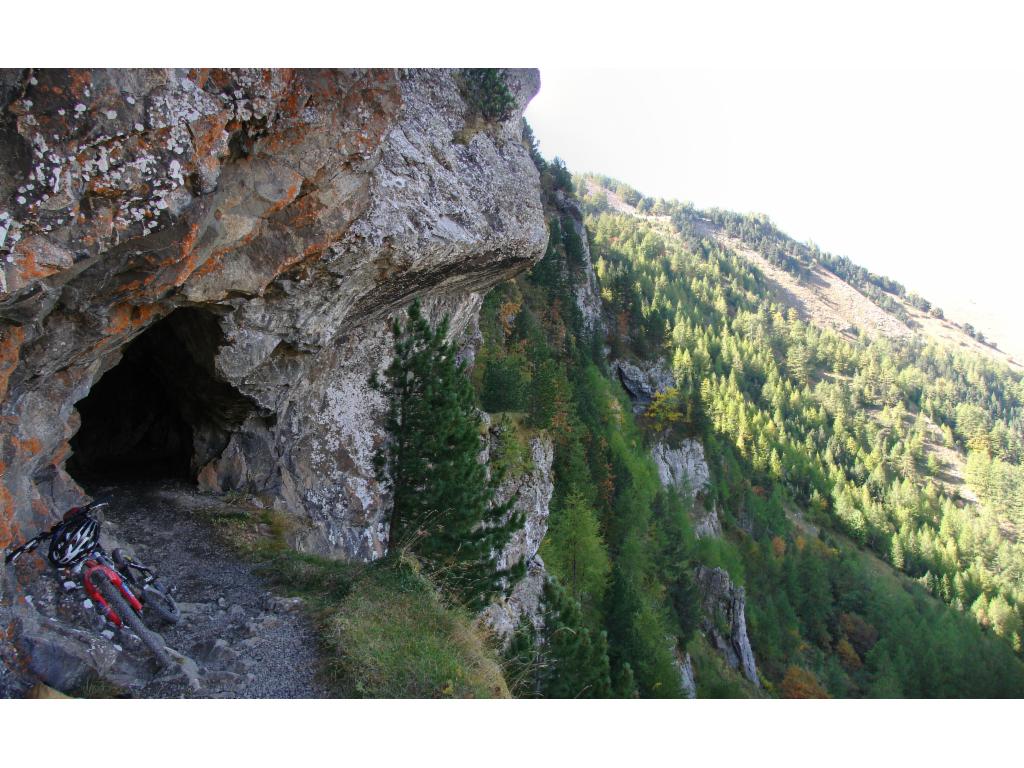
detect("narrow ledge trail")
(11, 481), (332, 699)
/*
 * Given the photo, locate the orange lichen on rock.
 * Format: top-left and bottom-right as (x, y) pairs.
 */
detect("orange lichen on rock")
(0, 326), (25, 403)
(11, 436), (42, 457)
(66, 70), (94, 100)
(0, 468), (14, 549)
(102, 302), (161, 341)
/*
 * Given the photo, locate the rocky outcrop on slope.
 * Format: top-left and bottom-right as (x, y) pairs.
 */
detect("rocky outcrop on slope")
(481, 434), (554, 643)
(0, 68), (546, 559)
(691, 503), (723, 540)
(652, 439), (710, 497)
(694, 565), (759, 687)
(611, 358), (674, 413)
(651, 439), (722, 539)
(673, 645), (697, 699)
(553, 190), (603, 336)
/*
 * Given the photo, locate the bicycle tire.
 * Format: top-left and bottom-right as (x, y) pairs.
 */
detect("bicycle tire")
(95, 574), (172, 668)
(143, 581), (181, 625)
(112, 550), (180, 626)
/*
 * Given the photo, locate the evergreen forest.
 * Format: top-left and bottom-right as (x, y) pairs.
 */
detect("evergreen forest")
(467, 140), (1024, 698)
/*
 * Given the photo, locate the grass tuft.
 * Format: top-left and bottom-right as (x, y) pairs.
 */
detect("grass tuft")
(214, 501), (509, 698)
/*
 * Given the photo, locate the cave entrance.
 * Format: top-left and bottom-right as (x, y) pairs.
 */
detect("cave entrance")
(68, 307), (258, 486)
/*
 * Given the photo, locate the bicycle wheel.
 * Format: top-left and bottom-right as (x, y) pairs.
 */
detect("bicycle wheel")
(94, 573), (172, 668)
(143, 580), (181, 625)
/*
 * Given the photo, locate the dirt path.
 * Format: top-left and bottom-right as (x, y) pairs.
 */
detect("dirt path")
(65, 481), (331, 698)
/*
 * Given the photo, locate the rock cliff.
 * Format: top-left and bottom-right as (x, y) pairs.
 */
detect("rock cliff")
(481, 434), (554, 642)
(651, 439), (722, 539)
(0, 68), (546, 558)
(674, 645), (697, 699)
(0, 68), (547, 682)
(553, 190), (603, 336)
(652, 438), (710, 497)
(611, 358), (674, 413)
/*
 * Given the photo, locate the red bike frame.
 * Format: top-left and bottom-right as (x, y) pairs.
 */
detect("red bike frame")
(83, 559), (142, 628)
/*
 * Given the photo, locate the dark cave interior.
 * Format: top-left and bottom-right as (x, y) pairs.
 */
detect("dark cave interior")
(68, 308), (258, 485)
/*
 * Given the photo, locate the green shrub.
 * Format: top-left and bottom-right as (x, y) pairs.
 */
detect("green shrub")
(490, 413), (534, 480)
(321, 557), (509, 698)
(690, 636), (758, 698)
(462, 68), (516, 122)
(695, 536), (746, 586)
(480, 356), (528, 412)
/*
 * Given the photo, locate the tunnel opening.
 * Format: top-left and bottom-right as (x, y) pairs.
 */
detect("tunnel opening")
(68, 307), (261, 486)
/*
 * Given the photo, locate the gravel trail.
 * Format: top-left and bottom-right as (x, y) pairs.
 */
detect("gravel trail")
(83, 481), (332, 698)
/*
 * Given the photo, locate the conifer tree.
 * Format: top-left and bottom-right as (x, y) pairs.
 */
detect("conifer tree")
(536, 579), (613, 698)
(544, 488), (611, 608)
(373, 300), (524, 610)
(502, 578), (613, 698)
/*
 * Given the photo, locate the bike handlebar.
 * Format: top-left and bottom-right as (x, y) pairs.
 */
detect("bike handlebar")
(5, 533), (46, 564)
(4, 498), (110, 564)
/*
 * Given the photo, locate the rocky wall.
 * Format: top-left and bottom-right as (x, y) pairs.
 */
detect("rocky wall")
(0, 68), (547, 561)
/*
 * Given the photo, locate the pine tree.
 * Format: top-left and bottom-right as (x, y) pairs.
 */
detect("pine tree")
(890, 534), (905, 571)
(503, 621), (540, 698)
(373, 300), (524, 610)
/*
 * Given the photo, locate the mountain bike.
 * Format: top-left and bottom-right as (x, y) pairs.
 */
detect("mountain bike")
(4, 499), (178, 668)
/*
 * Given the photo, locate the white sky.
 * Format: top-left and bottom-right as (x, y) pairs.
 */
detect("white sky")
(525, 67), (1024, 358)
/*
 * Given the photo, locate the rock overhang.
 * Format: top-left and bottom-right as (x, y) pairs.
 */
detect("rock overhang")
(0, 68), (546, 560)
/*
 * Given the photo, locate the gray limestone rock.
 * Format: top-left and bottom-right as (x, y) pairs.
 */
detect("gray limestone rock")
(0, 68), (546, 687)
(694, 565), (760, 687)
(554, 190), (603, 336)
(481, 435), (554, 643)
(651, 438), (722, 539)
(0, 67), (545, 558)
(612, 359), (675, 413)
(652, 439), (711, 498)
(674, 646), (697, 699)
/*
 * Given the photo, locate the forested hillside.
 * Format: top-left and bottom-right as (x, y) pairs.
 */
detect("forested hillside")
(474, 138), (1024, 697)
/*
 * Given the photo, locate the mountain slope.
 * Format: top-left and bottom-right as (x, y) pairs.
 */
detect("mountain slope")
(587, 178), (1021, 370)
(483, 165), (1024, 697)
